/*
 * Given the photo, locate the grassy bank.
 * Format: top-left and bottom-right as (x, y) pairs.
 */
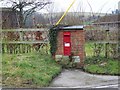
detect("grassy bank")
(84, 43), (119, 75)
(84, 56), (120, 75)
(2, 52), (62, 88)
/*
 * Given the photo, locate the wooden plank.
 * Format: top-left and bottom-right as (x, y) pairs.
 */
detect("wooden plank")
(86, 41), (118, 44)
(2, 41), (118, 44)
(1, 28), (49, 32)
(1, 41), (49, 44)
(93, 21), (120, 25)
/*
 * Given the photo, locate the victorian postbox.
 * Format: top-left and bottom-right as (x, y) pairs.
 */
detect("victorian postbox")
(63, 32), (71, 56)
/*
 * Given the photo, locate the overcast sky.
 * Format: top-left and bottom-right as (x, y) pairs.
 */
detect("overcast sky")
(0, 0), (120, 13)
(41, 0), (120, 13)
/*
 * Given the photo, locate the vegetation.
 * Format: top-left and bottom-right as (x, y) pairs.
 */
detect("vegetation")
(2, 52), (62, 88)
(49, 25), (60, 56)
(85, 42), (94, 57)
(84, 42), (119, 75)
(1, 0), (51, 27)
(0, 54), (2, 86)
(84, 57), (119, 75)
(58, 58), (77, 69)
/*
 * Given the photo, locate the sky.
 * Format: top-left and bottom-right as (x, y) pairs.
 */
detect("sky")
(0, 0), (120, 13)
(41, 0), (120, 13)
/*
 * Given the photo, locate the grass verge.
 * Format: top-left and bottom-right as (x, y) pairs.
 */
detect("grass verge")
(84, 56), (120, 75)
(84, 42), (119, 75)
(2, 52), (62, 88)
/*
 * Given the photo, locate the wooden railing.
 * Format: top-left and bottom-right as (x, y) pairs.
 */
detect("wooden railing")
(1, 28), (49, 54)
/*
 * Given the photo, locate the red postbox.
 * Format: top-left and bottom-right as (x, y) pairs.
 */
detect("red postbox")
(55, 25), (85, 68)
(63, 32), (71, 56)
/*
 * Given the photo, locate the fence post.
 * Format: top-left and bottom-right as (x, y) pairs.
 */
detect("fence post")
(105, 23), (109, 58)
(19, 29), (23, 41)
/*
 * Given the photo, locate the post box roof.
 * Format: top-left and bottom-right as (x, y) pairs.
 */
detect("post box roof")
(59, 25), (84, 30)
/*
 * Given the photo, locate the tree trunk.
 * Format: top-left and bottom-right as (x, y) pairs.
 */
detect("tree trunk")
(19, 8), (24, 28)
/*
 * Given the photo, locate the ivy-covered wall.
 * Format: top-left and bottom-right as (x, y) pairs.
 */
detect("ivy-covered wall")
(49, 26), (60, 56)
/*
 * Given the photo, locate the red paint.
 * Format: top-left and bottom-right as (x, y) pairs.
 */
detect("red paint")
(63, 32), (71, 56)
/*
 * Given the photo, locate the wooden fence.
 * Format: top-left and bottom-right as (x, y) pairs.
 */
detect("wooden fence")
(1, 28), (119, 58)
(1, 28), (49, 54)
(85, 22), (119, 58)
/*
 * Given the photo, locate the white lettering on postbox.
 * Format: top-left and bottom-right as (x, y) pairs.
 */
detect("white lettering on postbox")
(65, 43), (70, 47)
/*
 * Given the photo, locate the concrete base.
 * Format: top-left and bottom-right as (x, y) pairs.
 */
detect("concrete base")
(55, 55), (83, 68)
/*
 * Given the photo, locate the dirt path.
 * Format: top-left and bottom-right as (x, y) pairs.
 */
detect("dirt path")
(50, 69), (118, 88)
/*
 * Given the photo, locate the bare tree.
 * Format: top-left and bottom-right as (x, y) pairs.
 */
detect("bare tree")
(45, 2), (55, 25)
(2, 0), (51, 28)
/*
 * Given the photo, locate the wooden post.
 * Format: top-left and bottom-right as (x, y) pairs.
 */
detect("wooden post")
(105, 24), (109, 58)
(19, 29), (23, 41)
(2, 44), (5, 54)
(105, 42), (109, 58)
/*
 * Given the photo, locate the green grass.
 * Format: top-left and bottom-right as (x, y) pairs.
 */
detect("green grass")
(2, 52), (62, 88)
(84, 58), (120, 75)
(85, 42), (94, 57)
(0, 54), (1, 86)
(85, 42), (105, 57)
(84, 42), (119, 75)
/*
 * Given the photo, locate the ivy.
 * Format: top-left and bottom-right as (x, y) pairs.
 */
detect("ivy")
(49, 25), (60, 56)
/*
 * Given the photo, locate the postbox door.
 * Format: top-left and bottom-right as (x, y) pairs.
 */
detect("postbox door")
(63, 32), (71, 56)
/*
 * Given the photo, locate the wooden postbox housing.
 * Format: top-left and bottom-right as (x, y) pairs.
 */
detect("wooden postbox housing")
(55, 25), (85, 68)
